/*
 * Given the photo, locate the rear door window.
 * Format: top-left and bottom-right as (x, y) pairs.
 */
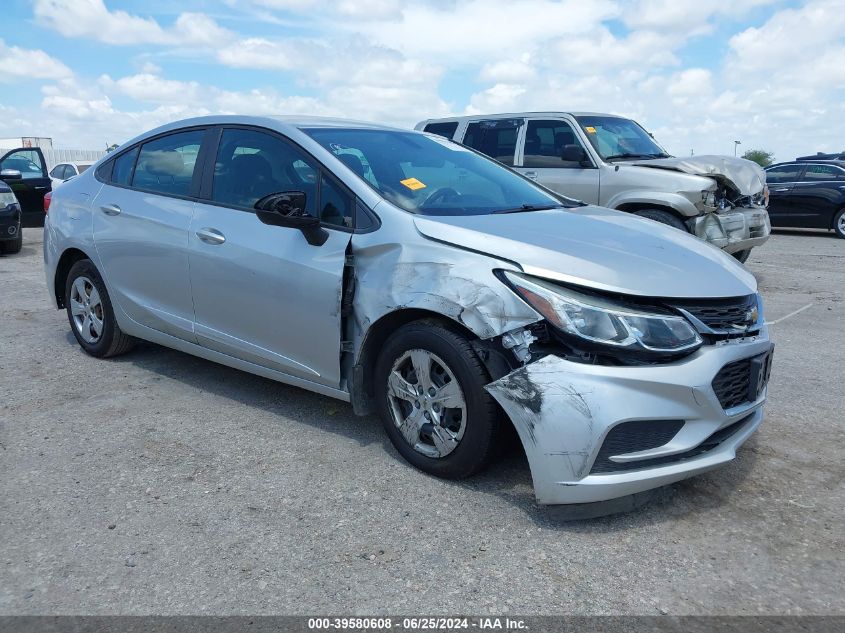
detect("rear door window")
(802, 164), (845, 181)
(462, 119), (521, 166)
(111, 148), (139, 186)
(132, 129), (205, 197)
(423, 121), (459, 139)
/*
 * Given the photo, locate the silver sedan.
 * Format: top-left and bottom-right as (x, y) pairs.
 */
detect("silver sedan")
(43, 116), (773, 506)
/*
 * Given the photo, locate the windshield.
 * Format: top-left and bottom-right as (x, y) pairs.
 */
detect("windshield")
(575, 116), (669, 161)
(303, 128), (568, 216)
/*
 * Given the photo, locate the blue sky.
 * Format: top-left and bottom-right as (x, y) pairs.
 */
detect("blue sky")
(1, 0), (842, 161)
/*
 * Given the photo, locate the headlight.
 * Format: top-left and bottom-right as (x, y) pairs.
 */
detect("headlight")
(0, 191), (18, 208)
(501, 271), (702, 355)
(701, 189), (717, 209)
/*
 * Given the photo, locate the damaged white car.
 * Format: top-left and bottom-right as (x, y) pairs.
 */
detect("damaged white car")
(416, 112), (772, 263)
(44, 116), (773, 506)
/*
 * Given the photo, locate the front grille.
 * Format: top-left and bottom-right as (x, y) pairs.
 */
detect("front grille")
(671, 295), (758, 333)
(589, 415), (753, 475)
(712, 358), (752, 409)
(589, 420), (684, 474)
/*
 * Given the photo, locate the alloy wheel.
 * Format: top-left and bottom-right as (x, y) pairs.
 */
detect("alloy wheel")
(69, 276), (104, 344)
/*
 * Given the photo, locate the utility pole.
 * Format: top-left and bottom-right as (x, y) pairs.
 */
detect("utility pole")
(734, 140), (741, 157)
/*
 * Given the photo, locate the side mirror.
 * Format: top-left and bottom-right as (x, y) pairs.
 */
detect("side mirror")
(0, 169), (22, 181)
(254, 191), (328, 246)
(561, 144), (589, 165)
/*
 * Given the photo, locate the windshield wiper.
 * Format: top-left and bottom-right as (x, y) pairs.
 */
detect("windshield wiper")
(605, 152), (670, 161)
(493, 204), (564, 214)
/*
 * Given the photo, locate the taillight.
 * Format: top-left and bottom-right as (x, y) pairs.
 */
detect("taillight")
(44, 191), (52, 214)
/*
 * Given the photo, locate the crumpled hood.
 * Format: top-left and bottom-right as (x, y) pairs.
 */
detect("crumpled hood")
(629, 155), (766, 195)
(413, 206), (757, 299)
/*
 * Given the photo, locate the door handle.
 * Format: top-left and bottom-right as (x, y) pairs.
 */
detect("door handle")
(772, 188), (790, 193)
(196, 228), (226, 245)
(523, 171), (538, 179)
(100, 204), (121, 216)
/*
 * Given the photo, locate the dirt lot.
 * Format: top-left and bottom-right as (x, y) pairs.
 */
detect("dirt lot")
(0, 228), (843, 615)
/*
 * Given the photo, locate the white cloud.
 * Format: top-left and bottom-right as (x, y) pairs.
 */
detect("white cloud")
(0, 39), (73, 82)
(33, 0), (231, 46)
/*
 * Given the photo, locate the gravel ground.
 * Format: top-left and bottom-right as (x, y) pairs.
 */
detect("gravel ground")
(0, 227), (843, 615)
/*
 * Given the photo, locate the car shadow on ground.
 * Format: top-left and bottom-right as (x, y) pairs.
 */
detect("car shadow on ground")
(98, 338), (758, 532)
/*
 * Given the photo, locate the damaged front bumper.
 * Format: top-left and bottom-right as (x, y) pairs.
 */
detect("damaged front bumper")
(485, 333), (771, 505)
(689, 206), (771, 254)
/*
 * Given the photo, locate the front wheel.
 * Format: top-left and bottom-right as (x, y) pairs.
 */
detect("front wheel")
(1, 232), (22, 254)
(65, 260), (135, 358)
(834, 209), (845, 239)
(733, 249), (751, 263)
(632, 208), (688, 232)
(374, 321), (501, 479)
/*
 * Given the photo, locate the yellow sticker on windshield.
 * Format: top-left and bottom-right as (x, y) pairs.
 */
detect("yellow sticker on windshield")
(400, 177), (426, 191)
(585, 126), (597, 133)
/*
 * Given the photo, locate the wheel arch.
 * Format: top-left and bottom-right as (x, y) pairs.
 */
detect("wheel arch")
(54, 247), (93, 308)
(350, 308), (483, 416)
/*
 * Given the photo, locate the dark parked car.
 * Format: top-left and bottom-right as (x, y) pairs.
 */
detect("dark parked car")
(0, 147), (52, 228)
(0, 179), (22, 254)
(765, 160), (845, 239)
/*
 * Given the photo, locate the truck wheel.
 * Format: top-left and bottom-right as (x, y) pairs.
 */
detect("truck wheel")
(834, 209), (845, 239)
(733, 250), (751, 263)
(374, 320), (501, 479)
(632, 209), (688, 232)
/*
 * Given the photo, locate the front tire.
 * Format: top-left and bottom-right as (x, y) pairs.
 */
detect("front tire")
(65, 260), (135, 358)
(834, 208), (845, 239)
(374, 320), (501, 479)
(733, 249), (751, 263)
(632, 208), (688, 232)
(1, 229), (22, 255)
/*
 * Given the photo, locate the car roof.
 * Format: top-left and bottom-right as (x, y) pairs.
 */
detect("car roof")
(112, 114), (412, 154)
(420, 111), (629, 123)
(768, 160), (845, 169)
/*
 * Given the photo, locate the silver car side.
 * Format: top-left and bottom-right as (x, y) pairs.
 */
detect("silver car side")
(44, 116), (772, 507)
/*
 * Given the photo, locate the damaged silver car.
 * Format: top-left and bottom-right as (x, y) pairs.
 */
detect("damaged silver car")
(44, 116), (773, 506)
(416, 112), (771, 263)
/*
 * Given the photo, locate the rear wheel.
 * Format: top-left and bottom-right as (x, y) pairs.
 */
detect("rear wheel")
(834, 209), (845, 239)
(632, 208), (688, 232)
(65, 260), (135, 358)
(374, 320), (501, 479)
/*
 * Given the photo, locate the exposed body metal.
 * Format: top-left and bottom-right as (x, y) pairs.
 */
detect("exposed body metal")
(44, 115), (771, 506)
(415, 112), (771, 256)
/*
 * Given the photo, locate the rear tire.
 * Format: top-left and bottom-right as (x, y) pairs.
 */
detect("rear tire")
(834, 209), (845, 239)
(65, 260), (135, 358)
(632, 208), (688, 232)
(374, 320), (501, 479)
(733, 249), (751, 263)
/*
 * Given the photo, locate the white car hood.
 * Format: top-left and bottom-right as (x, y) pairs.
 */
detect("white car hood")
(629, 155), (766, 195)
(414, 206), (757, 299)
